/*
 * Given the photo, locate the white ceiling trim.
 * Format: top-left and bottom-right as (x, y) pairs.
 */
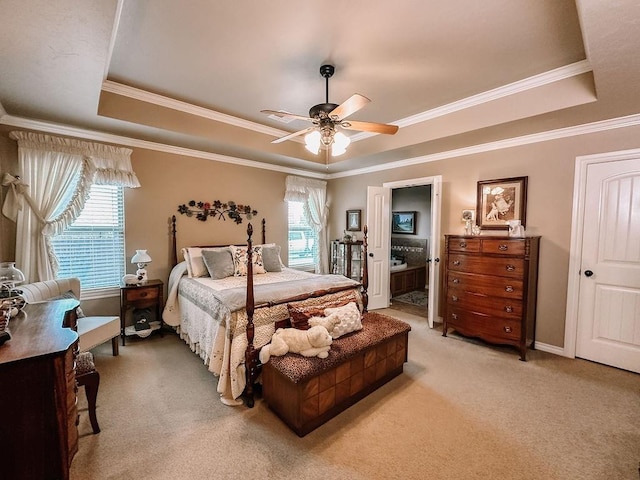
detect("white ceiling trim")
(103, 0), (125, 81)
(349, 60), (593, 143)
(2, 109), (638, 182)
(328, 112), (640, 179)
(0, 112), (326, 179)
(101, 80), (290, 139)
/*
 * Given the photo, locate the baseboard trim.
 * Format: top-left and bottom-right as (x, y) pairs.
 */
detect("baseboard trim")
(534, 341), (566, 357)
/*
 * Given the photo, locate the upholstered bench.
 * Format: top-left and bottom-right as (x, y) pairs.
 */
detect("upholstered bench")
(262, 312), (411, 436)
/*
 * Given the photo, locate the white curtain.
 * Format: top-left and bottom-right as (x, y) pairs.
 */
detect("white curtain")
(284, 175), (329, 273)
(2, 131), (139, 282)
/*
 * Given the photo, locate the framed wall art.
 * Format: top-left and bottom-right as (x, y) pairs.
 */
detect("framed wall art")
(346, 209), (361, 231)
(392, 211), (416, 234)
(476, 176), (528, 230)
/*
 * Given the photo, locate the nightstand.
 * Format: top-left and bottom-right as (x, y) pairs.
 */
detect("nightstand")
(119, 279), (164, 346)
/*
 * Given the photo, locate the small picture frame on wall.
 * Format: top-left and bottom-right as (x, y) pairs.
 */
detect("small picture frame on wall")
(346, 209), (361, 231)
(476, 176), (528, 230)
(392, 211), (416, 234)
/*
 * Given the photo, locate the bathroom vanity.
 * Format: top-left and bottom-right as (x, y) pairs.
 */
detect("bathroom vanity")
(390, 265), (426, 297)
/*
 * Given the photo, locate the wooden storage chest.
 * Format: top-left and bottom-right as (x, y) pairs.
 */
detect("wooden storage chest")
(262, 312), (410, 436)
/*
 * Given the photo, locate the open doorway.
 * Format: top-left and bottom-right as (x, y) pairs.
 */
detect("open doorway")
(387, 185), (431, 319)
(366, 176), (442, 328)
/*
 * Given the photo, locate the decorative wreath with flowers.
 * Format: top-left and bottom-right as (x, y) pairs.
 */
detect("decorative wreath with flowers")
(177, 200), (258, 224)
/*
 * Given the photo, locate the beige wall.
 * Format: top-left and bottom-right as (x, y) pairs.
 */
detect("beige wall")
(327, 125), (640, 348)
(125, 148), (290, 285)
(2, 125), (640, 347)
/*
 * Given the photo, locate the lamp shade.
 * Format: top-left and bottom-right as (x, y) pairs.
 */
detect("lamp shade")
(304, 130), (321, 154)
(131, 250), (152, 264)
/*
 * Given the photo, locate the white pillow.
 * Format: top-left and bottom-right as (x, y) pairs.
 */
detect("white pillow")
(323, 302), (362, 339)
(229, 245), (266, 276)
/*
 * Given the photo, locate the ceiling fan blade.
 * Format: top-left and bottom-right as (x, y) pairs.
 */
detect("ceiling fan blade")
(260, 109), (314, 122)
(342, 120), (399, 135)
(271, 126), (315, 144)
(329, 94), (370, 120)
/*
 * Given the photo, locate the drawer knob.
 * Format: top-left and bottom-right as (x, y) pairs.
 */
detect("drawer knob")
(453, 278), (460, 284)
(506, 264), (516, 272)
(451, 295), (458, 302)
(451, 313), (458, 320)
(498, 244), (508, 251)
(140, 292), (148, 297)
(453, 260), (461, 266)
(505, 285), (514, 292)
(459, 242), (467, 248)
(505, 306), (513, 313)
(504, 326), (512, 333)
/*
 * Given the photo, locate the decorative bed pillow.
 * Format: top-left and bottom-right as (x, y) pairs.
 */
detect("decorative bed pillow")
(229, 245), (266, 276)
(184, 247), (208, 278)
(181, 248), (194, 277)
(287, 304), (325, 330)
(202, 248), (234, 279)
(323, 302), (362, 339)
(287, 289), (361, 330)
(262, 245), (283, 272)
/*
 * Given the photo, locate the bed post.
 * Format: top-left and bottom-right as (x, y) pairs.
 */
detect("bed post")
(171, 215), (178, 267)
(362, 225), (369, 313)
(244, 223), (257, 408)
(262, 218), (266, 244)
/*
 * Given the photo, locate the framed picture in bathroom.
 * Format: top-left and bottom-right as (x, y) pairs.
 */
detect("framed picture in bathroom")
(476, 176), (528, 230)
(392, 211), (416, 234)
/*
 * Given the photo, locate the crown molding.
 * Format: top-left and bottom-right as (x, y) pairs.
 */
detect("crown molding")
(101, 80), (290, 139)
(348, 59), (593, 143)
(328, 113), (640, 179)
(0, 113), (326, 179)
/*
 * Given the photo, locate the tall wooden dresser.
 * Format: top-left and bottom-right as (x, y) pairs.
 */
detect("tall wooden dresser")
(0, 299), (80, 480)
(443, 235), (541, 360)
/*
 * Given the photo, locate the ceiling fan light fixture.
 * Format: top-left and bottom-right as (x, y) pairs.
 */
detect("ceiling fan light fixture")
(304, 130), (321, 154)
(331, 131), (351, 156)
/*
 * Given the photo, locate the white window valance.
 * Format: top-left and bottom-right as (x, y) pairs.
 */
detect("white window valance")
(8, 131), (140, 187)
(284, 175), (327, 203)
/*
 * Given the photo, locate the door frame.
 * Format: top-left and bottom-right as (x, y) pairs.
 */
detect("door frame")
(381, 175), (442, 328)
(564, 147), (640, 358)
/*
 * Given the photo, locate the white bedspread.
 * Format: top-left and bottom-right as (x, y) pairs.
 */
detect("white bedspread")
(162, 263), (360, 405)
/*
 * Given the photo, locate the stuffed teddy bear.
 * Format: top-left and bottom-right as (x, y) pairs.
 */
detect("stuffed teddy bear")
(259, 325), (333, 364)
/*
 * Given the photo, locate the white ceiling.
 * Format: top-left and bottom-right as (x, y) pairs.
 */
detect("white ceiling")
(1, 0), (639, 175)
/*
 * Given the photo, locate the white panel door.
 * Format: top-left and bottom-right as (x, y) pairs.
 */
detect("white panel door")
(366, 186), (390, 310)
(576, 158), (640, 373)
(427, 177), (442, 328)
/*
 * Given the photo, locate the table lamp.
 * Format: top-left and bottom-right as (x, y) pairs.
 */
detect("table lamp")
(131, 250), (152, 284)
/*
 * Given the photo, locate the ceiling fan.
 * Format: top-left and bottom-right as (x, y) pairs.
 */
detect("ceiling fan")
(261, 64), (399, 156)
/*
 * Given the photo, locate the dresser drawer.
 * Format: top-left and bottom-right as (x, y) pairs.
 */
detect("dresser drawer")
(481, 239), (526, 255)
(448, 237), (480, 253)
(124, 286), (160, 302)
(446, 307), (521, 341)
(447, 288), (523, 319)
(447, 254), (525, 278)
(447, 271), (523, 299)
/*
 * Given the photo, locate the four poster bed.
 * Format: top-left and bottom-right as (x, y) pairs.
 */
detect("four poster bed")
(162, 216), (369, 407)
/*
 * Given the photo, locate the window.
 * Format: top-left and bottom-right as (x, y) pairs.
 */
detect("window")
(51, 184), (125, 293)
(287, 201), (317, 270)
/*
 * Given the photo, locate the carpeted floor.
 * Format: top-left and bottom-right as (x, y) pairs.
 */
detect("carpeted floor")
(70, 309), (640, 480)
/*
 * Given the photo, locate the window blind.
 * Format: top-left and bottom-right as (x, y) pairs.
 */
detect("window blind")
(287, 201), (318, 271)
(51, 184), (125, 290)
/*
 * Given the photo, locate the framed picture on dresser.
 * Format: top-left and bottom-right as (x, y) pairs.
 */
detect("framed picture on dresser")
(476, 176), (527, 230)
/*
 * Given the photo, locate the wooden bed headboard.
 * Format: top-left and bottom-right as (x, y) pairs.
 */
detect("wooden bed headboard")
(170, 215), (266, 267)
